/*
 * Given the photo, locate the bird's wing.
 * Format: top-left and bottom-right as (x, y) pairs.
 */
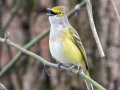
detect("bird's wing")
(69, 26), (89, 70)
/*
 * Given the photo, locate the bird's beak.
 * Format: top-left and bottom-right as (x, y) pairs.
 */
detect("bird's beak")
(47, 8), (56, 16)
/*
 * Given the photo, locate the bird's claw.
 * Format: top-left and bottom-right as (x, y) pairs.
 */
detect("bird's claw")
(57, 63), (62, 69)
(3, 32), (10, 43)
(76, 65), (82, 74)
(68, 64), (76, 72)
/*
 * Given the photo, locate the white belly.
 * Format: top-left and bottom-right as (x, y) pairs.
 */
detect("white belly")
(49, 40), (73, 65)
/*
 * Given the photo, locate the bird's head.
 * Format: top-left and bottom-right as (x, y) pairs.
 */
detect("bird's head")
(47, 6), (69, 26)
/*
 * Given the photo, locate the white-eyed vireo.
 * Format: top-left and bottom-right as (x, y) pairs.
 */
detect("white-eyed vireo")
(47, 6), (93, 90)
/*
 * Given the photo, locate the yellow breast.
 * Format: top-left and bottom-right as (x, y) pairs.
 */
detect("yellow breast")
(49, 28), (86, 69)
(60, 30), (83, 64)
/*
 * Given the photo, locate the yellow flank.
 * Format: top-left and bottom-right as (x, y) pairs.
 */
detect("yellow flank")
(60, 28), (86, 71)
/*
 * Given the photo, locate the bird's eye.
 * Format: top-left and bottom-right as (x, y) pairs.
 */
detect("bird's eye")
(59, 12), (62, 14)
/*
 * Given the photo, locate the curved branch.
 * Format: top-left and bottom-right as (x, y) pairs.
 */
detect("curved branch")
(85, 0), (105, 57)
(0, 38), (106, 90)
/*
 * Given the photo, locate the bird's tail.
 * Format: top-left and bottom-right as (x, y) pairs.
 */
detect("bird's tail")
(85, 71), (94, 90)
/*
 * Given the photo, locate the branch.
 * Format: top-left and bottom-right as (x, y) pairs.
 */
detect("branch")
(67, 0), (86, 18)
(0, 0), (22, 38)
(0, 83), (8, 90)
(85, 0), (105, 57)
(0, 28), (50, 78)
(0, 38), (106, 90)
(110, 0), (120, 26)
(0, 0), (86, 78)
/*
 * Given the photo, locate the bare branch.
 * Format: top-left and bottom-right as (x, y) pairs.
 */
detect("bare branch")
(110, 0), (120, 26)
(0, 37), (106, 90)
(0, 83), (8, 90)
(0, 0), (22, 38)
(85, 0), (105, 57)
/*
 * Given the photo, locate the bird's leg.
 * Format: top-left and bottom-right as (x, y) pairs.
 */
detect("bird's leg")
(3, 32), (10, 43)
(68, 64), (76, 72)
(57, 62), (62, 69)
(76, 65), (83, 74)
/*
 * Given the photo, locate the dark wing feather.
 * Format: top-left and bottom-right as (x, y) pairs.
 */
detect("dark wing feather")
(69, 26), (89, 70)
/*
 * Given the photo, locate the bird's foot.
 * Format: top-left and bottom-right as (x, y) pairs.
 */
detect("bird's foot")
(76, 65), (82, 74)
(57, 63), (62, 69)
(68, 64), (76, 72)
(3, 32), (10, 43)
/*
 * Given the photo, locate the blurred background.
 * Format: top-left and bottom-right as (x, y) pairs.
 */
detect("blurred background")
(0, 0), (120, 90)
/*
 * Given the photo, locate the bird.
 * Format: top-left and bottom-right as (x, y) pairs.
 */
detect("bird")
(47, 6), (93, 90)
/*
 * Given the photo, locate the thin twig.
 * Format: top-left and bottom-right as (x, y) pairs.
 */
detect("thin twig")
(85, 0), (105, 57)
(0, 38), (106, 90)
(0, 0), (22, 38)
(110, 0), (120, 26)
(0, 83), (8, 90)
(0, 0), (22, 73)
(0, 0), (86, 78)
